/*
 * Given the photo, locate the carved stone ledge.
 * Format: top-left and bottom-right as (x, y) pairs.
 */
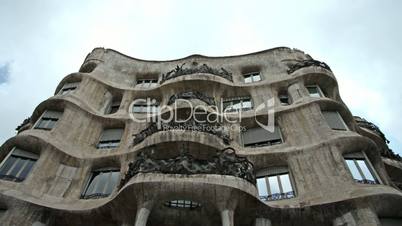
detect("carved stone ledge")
(287, 59), (331, 74)
(120, 147), (255, 188)
(160, 63), (233, 84)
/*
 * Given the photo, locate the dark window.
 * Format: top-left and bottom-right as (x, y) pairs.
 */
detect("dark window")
(136, 79), (158, 88)
(59, 82), (79, 95)
(306, 85), (324, 97)
(223, 97), (253, 112)
(0, 148), (38, 182)
(278, 91), (290, 105)
(97, 129), (123, 149)
(242, 126), (283, 147)
(79, 62), (97, 73)
(81, 169), (120, 199)
(322, 111), (348, 130)
(256, 167), (295, 201)
(132, 101), (160, 114)
(164, 200), (201, 209)
(34, 110), (63, 130)
(243, 72), (261, 83)
(106, 99), (121, 114)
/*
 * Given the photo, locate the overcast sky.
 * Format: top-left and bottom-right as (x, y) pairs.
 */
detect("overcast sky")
(0, 0), (401, 154)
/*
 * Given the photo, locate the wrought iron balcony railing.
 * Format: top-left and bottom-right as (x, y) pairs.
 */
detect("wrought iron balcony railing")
(120, 148), (255, 187)
(287, 59), (331, 74)
(259, 191), (295, 201)
(160, 63), (233, 84)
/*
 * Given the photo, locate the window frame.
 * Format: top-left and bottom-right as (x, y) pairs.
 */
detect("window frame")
(343, 152), (381, 185)
(58, 82), (79, 95)
(164, 199), (201, 209)
(106, 99), (121, 114)
(132, 101), (160, 114)
(322, 111), (349, 131)
(96, 128), (124, 149)
(136, 79), (158, 88)
(81, 168), (120, 199)
(278, 93), (290, 105)
(222, 97), (253, 112)
(243, 71), (262, 83)
(306, 85), (324, 98)
(0, 147), (38, 182)
(33, 110), (62, 130)
(256, 167), (296, 201)
(241, 126), (283, 147)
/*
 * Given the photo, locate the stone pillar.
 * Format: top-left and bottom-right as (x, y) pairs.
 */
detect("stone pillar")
(220, 209), (234, 226)
(333, 208), (381, 226)
(134, 201), (154, 226)
(254, 218), (272, 226)
(288, 82), (305, 104)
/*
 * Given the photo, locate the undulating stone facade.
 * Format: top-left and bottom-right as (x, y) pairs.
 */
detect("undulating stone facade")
(0, 47), (401, 226)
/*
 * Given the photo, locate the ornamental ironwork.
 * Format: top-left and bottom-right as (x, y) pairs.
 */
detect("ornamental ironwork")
(16, 117), (31, 133)
(354, 116), (401, 161)
(259, 191), (295, 201)
(167, 91), (216, 106)
(354, 116), (389, 143)
(160, 63), (233, 84)
(120, 148), (255, 187)
(133, 119), (230, 145)
(287, 60), (332, 74)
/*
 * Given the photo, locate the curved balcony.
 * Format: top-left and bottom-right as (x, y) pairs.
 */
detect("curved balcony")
(120, 147), (255, 187)
(286, 59), (331, 74)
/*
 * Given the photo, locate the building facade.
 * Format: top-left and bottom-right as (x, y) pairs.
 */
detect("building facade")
(0, 47), (401, 226)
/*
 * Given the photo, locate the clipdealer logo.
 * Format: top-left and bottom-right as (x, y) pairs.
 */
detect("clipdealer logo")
(129, 97), (276, 133)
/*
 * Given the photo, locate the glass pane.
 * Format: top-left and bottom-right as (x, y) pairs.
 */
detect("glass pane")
(231, 101), (242, 110)
(85, 173), (100, 195)
(46, 120), (56, 129)
(346, 159), (363, 180)
(0, 156), (17, 176)
(268, 176), (280, 195)
(244, 76), (252, 83)
(242, 100), (252, 109)
(97, 142), (110, 149)
(279, 174), (293, 193)
(18, 160), (35, 180)
(133, 105), (142, 113)
(223, 101), (232, 111)
(256, 178), (268, 197)
(104, 171), (119, 195)
(253, 75), (261, 82)
(9, 158), (25, 178)
(94, 173), (108, 194)
(356, 160), (376, 181)
(61, 89), (70, 95)
(36, 119), (48, 129)
(307, 86), (321, 97)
